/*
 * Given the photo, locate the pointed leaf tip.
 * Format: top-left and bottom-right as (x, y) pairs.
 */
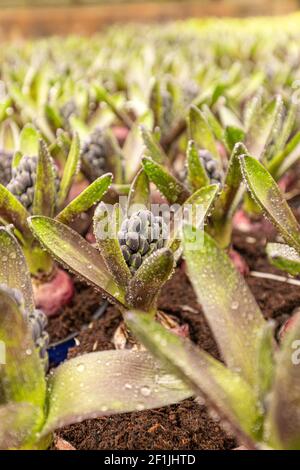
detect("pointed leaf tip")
(142, 156), (190, 204)
(240, 155), (300, 252)
(56, 173), (113, 225)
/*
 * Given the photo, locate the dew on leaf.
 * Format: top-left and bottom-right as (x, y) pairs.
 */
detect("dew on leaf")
(76, 363), (85, 372)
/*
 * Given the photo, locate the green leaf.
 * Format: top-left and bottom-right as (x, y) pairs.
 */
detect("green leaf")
(168, 184), (219, 255)
(45, 103), (63, 130)
(57, 133), (80, 208)
(12, 151), (23, 169)
(255, 321), (276, 402)
(210, 143), (247, 247)
(94, 84), (132, 128)
(127, 169), (150, 212)
(149, 80), (162, 127)
(0, 227), (34, 313)
(126, 248), (174, 312)
(185, 184), (219, 229)
(126, 311), (263, 444)
(0, 97), (12, 123)
(69, 116), (89, 140)
(267, 131), (300, 179)
(0, 184), (32, 240)
(232, 71), (264, 105)
(0, 119), (19, 151)
(0, 287), (46, 416)
(202, 104), (224, 141)
(28, 216), (124, 306)
(25, 65), (49, 109)
(265, 314), (300, 449)
(266, 243), (300, 276)
(93, 203), (131, 290)
(19, 124), (39, 157)
(245, 95), (283, 159)
(243, 88), (264, 133)
(273, 102), (296, 155)
(219, 106), (243, 130)
(142, 157), (190, 204)
(261, 101), (285, 164)
(183, 227), (266, 387)
(211, 83), (227, 106)
(224, 126), (245, 153)
(40, 350), (191, 436)
(32, 67), (50, 110)
(188, 105), (219, 160)
(217, 142), (247, 215)
(186, 140), (210, 191)
(240, 156), (300, 252)
(0, 403), (42, 450)
(9, 84), (36, 121)
(105, 129), (124, 184)
(56, 173), (112, 225)
(32, 140), (57, 217)
(140, 126), (167, 164)
(123, 123), (144, 182)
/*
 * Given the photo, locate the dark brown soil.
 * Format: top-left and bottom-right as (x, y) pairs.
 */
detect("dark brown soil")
(47, 278), (104, 343)
(52, 225), (300, 450)
(233, 228), (300, 333)
(56, 268), (235, 450)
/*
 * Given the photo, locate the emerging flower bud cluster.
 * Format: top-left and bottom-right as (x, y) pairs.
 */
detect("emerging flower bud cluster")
(81, 128), (110, 180)
(7, 155), (60, 213)
(0, 284), (49, 368)
(0, 150), (13, 186)
(28, 308), (49, 367)
(59, 99), (78, 129)
(198, 149), (223, 185)
(118, 209), (167, 273)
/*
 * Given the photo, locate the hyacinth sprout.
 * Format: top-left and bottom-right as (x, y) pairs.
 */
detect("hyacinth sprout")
(140, 107), (249, 249)
(28, 166), (219, 346)
(240, 155), (300, 277)
(0, 282), (191, 449)
(0, 124), (113, 315)
(0, 226), (49, 369)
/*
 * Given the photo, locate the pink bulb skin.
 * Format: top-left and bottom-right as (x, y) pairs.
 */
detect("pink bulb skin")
(33, 269), (75, 317)
(229, 248), (249, 276)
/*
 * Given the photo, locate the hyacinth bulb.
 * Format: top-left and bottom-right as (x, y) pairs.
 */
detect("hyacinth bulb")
(118, 209), (167, 274)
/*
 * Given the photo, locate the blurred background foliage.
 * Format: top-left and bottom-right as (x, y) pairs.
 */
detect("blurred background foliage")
(0, 0), (299, 38)
(1, 0), (225, 5)
(0, 0), (299, 10)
